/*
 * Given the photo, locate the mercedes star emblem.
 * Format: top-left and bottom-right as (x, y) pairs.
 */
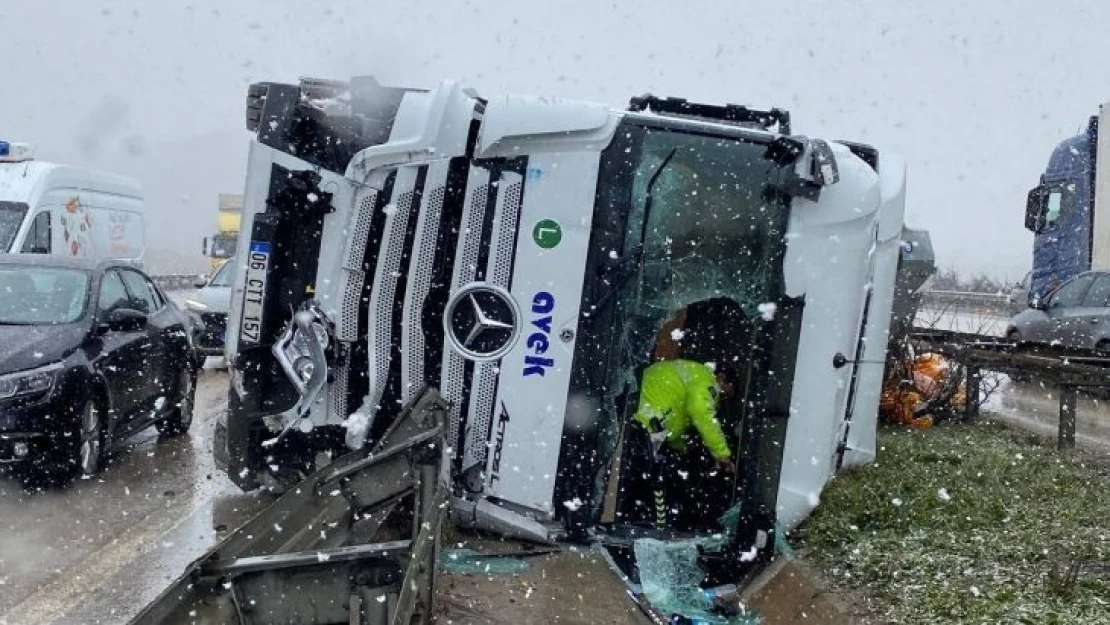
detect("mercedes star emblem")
(443, 283), (521, 361)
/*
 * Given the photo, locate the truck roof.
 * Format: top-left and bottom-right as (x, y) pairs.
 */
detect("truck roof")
(0, 160), (143, 203)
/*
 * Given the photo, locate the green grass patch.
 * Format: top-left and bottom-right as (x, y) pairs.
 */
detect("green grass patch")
(792, 421), (1110, 624)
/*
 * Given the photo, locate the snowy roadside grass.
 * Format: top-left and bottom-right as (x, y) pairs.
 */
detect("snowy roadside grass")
(792, 421), (1110, 624)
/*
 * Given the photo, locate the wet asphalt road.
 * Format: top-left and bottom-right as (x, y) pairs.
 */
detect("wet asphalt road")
(987, 376), (1110, 455)
(0, 364), (272, 625)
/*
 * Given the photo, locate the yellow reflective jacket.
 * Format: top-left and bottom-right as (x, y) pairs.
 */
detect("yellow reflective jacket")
(632, 359), (731, 460)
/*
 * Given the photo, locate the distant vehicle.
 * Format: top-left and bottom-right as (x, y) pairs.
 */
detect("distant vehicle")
(1024, 103), (1110, 302)
(0, 141), (145, 265)
(0, 254), (197, 481)
(185, 256), (235, 356)
(1006, 270), (1110, 351)
(1006, 271), (1031, 314)
(202, 194), (241, 270)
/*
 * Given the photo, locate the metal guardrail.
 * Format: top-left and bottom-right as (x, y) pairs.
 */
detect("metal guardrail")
(922, 289), (1009, 310)
(912, 329), (1110, 450)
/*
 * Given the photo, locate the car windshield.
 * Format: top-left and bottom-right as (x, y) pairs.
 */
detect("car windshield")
(0, 201), (28, 253)
(207, 258), (235, 287)
(0, 265), (90, 324)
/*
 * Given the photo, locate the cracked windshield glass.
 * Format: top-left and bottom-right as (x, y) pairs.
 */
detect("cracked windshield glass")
(1, 2), (1108, 624)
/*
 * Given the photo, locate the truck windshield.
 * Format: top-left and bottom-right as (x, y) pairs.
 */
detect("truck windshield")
(621, 126), (784, 316)
(0, 201), (28, 253)
(565, 120), (794, 522)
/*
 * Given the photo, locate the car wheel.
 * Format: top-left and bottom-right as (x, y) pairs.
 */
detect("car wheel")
(1006, 329), (1022, 344)
(157, 367), (195, 437)
(77, 400), (105, 477)
(1097, 340), (1110, 354)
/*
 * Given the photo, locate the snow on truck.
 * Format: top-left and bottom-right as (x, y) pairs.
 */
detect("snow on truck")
(158, 75), (912, 623)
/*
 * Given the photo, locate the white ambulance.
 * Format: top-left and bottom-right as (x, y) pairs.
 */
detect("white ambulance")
(0, 141), (145, 263)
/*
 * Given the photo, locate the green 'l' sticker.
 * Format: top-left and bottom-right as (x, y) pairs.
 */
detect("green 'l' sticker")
(533, 219), (562, 249)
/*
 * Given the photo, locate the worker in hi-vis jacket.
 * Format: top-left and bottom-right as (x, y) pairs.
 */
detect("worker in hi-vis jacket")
(623, 358), (736, 531)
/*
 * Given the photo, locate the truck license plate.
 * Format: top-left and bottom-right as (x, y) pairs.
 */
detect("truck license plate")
(239, 241), (271, 344)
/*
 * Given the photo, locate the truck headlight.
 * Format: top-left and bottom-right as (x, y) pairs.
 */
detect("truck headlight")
(0, 362), (62, 401)
(185, 298), (209, 311)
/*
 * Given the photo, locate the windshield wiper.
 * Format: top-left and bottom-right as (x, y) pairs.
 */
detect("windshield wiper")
(637, 147), (678, 250)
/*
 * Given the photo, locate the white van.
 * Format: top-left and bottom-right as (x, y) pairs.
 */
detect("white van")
(0, 141), (144, 263)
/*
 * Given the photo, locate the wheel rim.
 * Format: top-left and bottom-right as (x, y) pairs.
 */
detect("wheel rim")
(178, 369), (194, 427)
(79, 402), (101, 475)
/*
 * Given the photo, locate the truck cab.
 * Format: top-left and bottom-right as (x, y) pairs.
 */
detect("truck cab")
(217, 77), (907, 565)
(1025, 103), (1110, 299)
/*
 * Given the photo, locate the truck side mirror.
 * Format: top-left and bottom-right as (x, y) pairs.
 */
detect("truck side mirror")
(1025, 185), (1048, 233)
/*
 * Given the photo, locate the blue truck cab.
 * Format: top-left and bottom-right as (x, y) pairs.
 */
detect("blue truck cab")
(1026, 116), (1098, 301)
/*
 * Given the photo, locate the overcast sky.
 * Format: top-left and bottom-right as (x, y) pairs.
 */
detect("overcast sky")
(3, 1), (1108, 278)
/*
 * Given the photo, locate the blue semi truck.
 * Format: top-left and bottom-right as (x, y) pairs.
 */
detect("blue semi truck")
(1025, 104), (1110, 301)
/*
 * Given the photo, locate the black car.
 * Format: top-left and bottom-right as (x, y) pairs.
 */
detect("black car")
(0, 254), (198, 480)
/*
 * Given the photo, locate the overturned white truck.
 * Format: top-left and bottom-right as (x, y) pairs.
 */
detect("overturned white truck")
(213, 76), (907, 568)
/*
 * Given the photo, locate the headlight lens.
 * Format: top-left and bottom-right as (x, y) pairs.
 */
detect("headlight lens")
(185, 298), (209, 311)
(293, 356), (315, 383)
(0, 362), (63, 400)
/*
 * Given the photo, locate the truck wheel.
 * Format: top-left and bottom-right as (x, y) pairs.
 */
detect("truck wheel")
(158, 368), (195, 437)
